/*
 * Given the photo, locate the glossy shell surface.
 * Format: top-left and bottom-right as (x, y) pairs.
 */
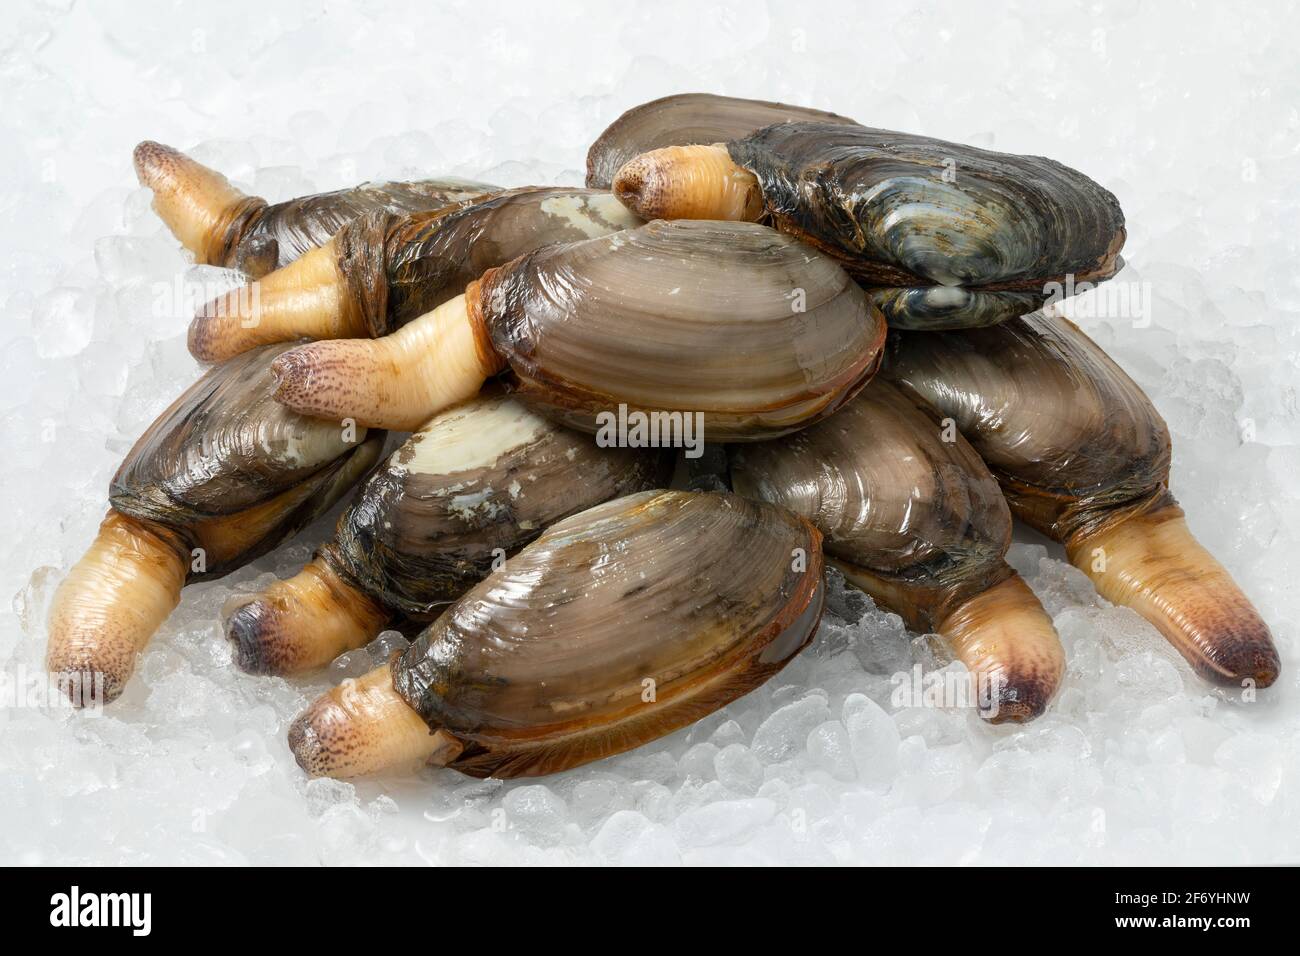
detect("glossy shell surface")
(884, 313), (1172, 541)
(586, 92), (860, 188)
(476, 219), (886, 441)
(326, 391), (671, 617)
(336, 187), (643, 337)
(730, 380), (1012, 628)
(110, 344), (383, 577)
(727, 123), (1126, 328)
(392, 489), (825, 778)
(229, 178), (496, 275)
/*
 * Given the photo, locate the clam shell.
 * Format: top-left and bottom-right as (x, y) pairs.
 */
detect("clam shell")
(231, 178), (496, 275)
(325, 391), (672, 617)
(727, 123), (1126, 328)
(884, 313), (1172, 541)
(110, 344), (383, 578)
(337, 187), (642, 337)
(586, 93), (859, 189)
(730, 380), (1011, 629)
(867, 286), (1045, 331)
(392, 489), (824, 778)
(476, 219), (886, 441)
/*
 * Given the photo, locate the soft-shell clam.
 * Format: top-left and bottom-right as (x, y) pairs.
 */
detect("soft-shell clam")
(187, 187), (643, 363)
(288, 489), (824, 779)
(133, 141), (494, 277)
(586, 92), (860, 189)
(730, 380), (1064, 722)
(610, 107), (1125, 329)
(46, 344), (384, 703)
(885, 314), (1279, 687)
(269, 218), (887, 439)
(226, 390), (672, 675)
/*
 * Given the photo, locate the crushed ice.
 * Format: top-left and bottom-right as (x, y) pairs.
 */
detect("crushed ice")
(1, 0), (1297, 865)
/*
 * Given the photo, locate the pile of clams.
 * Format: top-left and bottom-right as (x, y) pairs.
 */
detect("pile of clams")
(45, 93), (1278, 783)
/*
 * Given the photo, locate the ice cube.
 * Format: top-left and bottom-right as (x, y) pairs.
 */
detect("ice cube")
(713, 744), (764, 795)
(844, 693), (901, 790)
(501, 785), (570, 847)
(32, 287), (94, 358)
(591, 811), (681, 866)
(673, 798), (777, 848)
(751, 695), (831, 763)
(807, 720), (856, 782)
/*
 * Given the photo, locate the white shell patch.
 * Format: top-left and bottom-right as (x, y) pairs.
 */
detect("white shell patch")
(396, 395), (552, 477)
(540, 193), (641, 239)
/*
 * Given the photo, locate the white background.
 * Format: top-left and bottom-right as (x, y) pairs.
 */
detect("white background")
(1, 0), (1297, 864)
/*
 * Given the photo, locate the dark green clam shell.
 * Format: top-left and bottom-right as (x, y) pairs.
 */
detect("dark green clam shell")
(728, 123), (1126, 329)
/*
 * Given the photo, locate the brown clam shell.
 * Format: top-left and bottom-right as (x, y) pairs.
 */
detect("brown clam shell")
(334, 187), (642, 338)
(729, 379), (1012, 630)
(883, 313), (1172, 543)
(474, 219), (887, 442)
(224, 178), (496, 277)
(586, 92), (860, 189)
(324, 391), (672, 618)
(110, 344), (384, 579)
(883, 314), (1282, 690)
(392, 489), (825, 778)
